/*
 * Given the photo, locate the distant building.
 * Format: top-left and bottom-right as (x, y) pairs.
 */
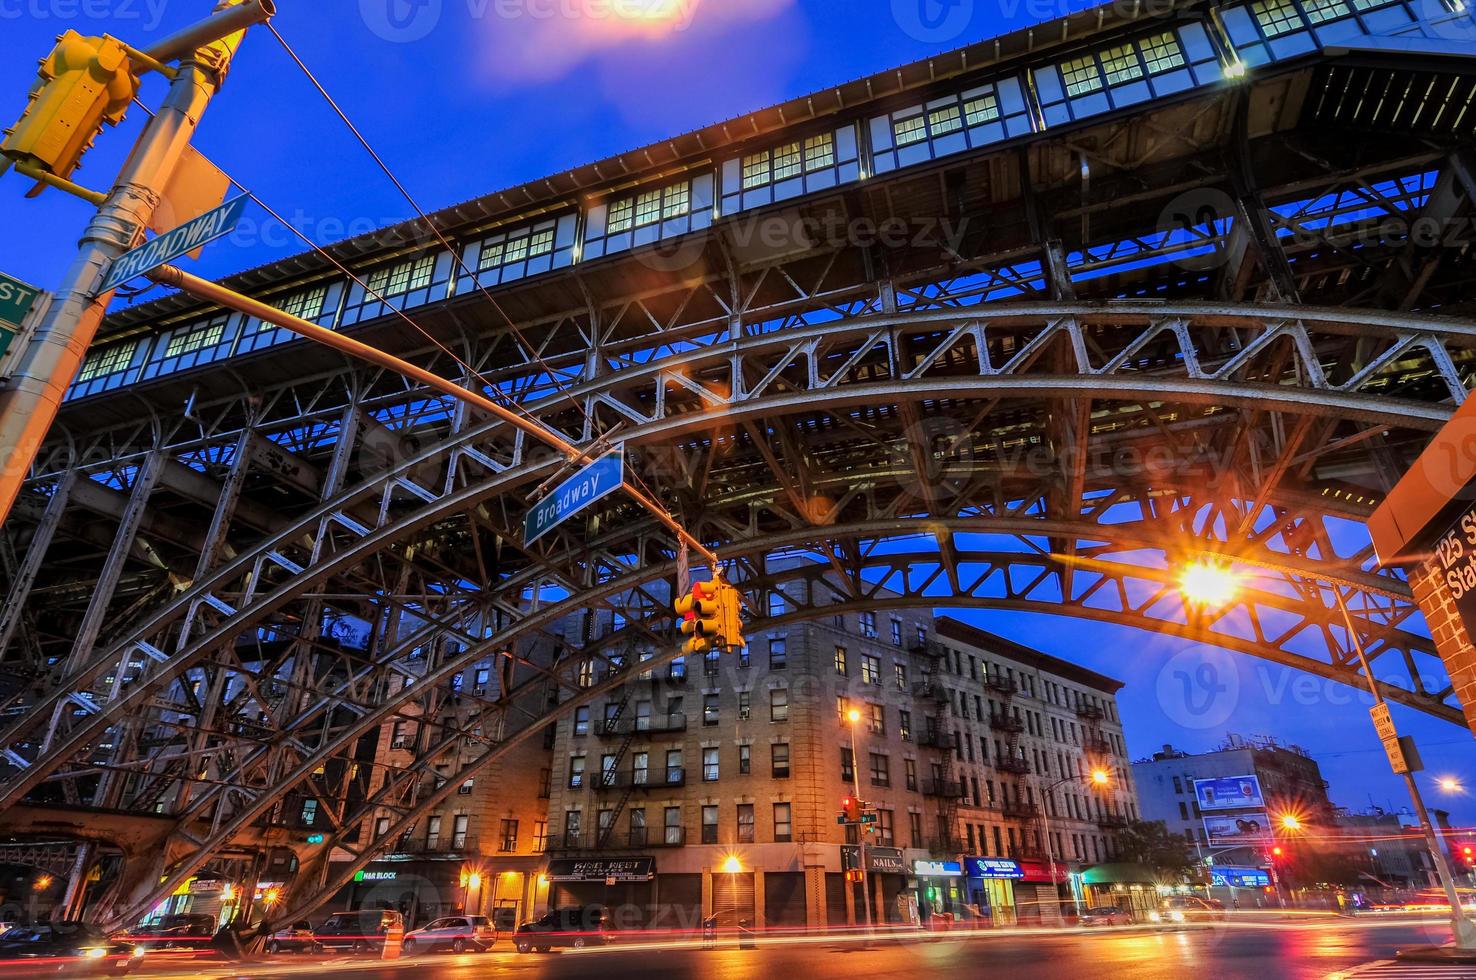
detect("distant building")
(1335, 807), (1452, 891)
(1132, 735), (1336, 885)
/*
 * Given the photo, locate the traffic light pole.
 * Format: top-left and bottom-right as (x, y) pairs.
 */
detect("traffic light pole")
(1331, 589), (1476, 948)
(0, 0), (274, 529)
(848, 720), (873, 933)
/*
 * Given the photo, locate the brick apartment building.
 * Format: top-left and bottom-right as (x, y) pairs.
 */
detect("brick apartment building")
(337, 605), (1136, 932)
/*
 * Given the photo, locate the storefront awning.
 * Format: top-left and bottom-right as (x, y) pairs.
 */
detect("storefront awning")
(1080, 863), (1158, 885)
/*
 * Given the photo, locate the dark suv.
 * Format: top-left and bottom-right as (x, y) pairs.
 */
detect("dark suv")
(514, 906), (609, 953)
(314, 909), (404, 953)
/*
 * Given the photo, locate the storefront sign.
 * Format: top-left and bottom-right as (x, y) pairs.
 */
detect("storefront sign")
(1211, 867), (1272, 888)
(913, 860), (963, 877)
(545, 858), (655, 883)
(354, 870), (399, 882)
(964, 857), (1024, 879)
(187, 877), (226, 893)
(1193, 775), (1265, 812)
(1203, 811), (1271, 844)
(844, 846), (907, 874)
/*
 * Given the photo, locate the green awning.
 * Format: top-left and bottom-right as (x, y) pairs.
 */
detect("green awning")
(1080, 863), (1158, 885)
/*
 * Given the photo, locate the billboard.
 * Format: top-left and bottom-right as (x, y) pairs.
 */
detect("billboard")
(1211, 867), (1272, 888)
(1193, 775), (1265, 812)
(1204, 812), (1271, 845)
(964, 857), (1024, 879)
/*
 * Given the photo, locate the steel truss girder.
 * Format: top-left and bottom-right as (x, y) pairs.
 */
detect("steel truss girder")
(3, 302), (1472, 808)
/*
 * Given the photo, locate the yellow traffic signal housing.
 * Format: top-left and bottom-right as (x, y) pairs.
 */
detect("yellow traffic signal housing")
(716, 580), (745, 652)
(675, 580), (721, 655)
(2, 31), (139, 192)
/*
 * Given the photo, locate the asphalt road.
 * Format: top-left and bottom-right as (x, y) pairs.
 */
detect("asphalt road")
(89, 917), (1463, 980)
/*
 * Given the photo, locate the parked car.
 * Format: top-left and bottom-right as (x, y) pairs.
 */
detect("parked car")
(123, 913), (215, 950)
(513, 906), (609, 953)
(265, 920), (320, 954)
(1079, 906), (1131, 926)
(0, 922), (143, 976)
(1150, 896), (1227, 926)
(313, 909), (404, 954)
(402, 915), (496, 954)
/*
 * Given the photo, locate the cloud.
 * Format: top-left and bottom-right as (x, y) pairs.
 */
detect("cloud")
(473, 0), (796, 82)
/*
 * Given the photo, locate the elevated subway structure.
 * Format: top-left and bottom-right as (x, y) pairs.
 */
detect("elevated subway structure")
(1, 0), (1475, 930)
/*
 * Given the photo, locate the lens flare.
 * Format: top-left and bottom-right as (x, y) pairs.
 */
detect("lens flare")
(1178, 562), (1239, 607)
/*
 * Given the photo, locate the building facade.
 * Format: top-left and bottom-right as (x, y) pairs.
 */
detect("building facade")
(332, 606), (1135, 932)
(1133, 735), (1337, 896)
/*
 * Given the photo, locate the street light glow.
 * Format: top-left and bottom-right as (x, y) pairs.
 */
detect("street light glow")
(846, 708), (861, 724)
(1280, 814), (1302, 831)
(1439, 777), (1464, 793)
(1091, 769), (1110, 786)
(722, 855), (743, 874)
(1178, 561), (1240, 607)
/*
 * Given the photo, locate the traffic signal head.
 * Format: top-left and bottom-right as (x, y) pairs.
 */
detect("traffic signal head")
(675, 580), (720, 655)
(717, 579), (745, 652)
(2, 31), (139, 190)
(841, 796), (860, 822)
(1271, 846), (1284, 858)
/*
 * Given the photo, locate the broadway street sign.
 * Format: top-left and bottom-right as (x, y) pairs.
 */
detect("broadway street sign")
(99, 194), (249, 293)
(523, 451), (624, 546)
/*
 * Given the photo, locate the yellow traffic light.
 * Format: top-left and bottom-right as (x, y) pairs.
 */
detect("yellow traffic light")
(716, 579), (745, 652)
(2, 31), (139, 192)
(675, 580), (721, 655)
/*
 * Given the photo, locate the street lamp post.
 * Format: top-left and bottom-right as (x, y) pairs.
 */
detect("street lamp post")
(1177, 556), (1476, 948)
(1031, 768), (1111, 921)
(846, 709), (873, 932)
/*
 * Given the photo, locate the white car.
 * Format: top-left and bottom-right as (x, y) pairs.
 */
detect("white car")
(402, 915), (496, 955)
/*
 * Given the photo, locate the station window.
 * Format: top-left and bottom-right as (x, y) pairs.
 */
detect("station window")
(1301, 0), (1352, 21)
(1060, 54), (1103, 96)
(893, 115), (928, 146)
(364, 253), (435, 298)
(164, 315), (228, 358)
(963, 94), (999, 126)
(78, 341), (137, 381)
(275, 284), (327, 323)
(1138, 32), (1186, 73)
(804, 133), (835, 171)
(1099, 42), (1142, 85)
(928, 105), (962, 136)
(1251, 0), (1305, 36)
(772, 141), (803, 181)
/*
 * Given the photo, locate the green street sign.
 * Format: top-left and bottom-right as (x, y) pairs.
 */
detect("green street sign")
(0, 272), (40, 330)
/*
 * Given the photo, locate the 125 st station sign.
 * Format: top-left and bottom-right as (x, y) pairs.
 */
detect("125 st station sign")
(1429, 500), (1476, 633)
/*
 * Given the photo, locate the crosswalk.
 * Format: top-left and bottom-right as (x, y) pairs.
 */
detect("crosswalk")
(1333, 961), (1476, 979)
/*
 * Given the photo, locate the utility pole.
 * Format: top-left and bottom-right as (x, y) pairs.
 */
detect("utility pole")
(0, 0), (275, 528)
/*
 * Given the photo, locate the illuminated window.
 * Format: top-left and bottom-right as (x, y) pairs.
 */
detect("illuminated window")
(661, 182), (690, 220)
(608, 198), (635, 234)
(1252, 0), (1304, 36)
(928, 105), (963, 136)
(804, 133), (835, 171)
(1061, 55), (1103, 96)
(964, 94), (999, 126)
(78, 342), (137, 381)
(1099, 42), (1142, 85)
(503, 234), (530, 264)
(276, 285), (326, 322)
(1301, 0), (1352, 22)
(773, 141), (802, 181)
(164, 316), (227, 358)
(1138, 32), (1186, 73)
(365, 254), (434, 297)
(742, 150), (770, 189)
(634, 189), (664, 227)
(894, 115), (927, 146)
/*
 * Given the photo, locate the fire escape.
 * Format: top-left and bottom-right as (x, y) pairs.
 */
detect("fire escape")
(913, 641), (965, 853)
(1076, 698), (1126, 831)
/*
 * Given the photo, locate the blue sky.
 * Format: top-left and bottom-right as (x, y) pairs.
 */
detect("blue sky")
(0, 0), (1471, 829)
